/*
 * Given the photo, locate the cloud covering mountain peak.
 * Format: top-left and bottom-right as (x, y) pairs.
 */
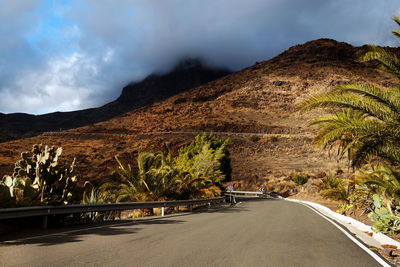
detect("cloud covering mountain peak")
(0, 0), (398, 114)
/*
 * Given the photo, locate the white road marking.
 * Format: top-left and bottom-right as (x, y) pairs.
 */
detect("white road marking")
(292, 200), (391, 267)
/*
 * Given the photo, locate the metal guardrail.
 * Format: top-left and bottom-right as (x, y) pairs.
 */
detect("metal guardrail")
(0, 197), (225, 221)
(222, 191), (266, 204)
(222, 190), (263, 196)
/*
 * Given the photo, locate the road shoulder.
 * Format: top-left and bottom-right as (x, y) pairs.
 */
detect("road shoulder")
(286, 198), (396, 266)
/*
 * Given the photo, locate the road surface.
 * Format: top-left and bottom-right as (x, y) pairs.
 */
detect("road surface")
(0, 199), (387, 266)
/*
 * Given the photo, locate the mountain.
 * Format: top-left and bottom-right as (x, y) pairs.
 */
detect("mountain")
(0, 59), (230, 142)
(1, 39), (399, 191)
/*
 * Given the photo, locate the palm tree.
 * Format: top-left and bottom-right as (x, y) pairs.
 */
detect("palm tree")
(100, 152), (176, 203)
(300, 15), (400, 167)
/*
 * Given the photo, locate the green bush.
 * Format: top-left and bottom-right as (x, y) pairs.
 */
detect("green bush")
(292, 173), (309, 186)
(177, 134), (232, 182)
(319, 175), (342, 190)
(321, 186), (349, 201)
(318, 175), (349, 201)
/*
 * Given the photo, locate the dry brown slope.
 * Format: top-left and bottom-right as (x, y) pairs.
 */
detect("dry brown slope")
(1, 39), (399, 187)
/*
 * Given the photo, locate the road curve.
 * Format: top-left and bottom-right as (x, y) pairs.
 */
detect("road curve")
(0, 200), (386, 267)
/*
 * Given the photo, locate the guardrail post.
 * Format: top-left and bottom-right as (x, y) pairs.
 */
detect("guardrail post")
(232, 196), (236, 204)
(41, 216), (48, 229)
(188, 204), (193, 212)
(161, 207), (165, 216)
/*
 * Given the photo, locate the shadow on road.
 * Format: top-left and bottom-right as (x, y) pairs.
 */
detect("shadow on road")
(0, 218), (185, 247)
(0, 198), (279, 247)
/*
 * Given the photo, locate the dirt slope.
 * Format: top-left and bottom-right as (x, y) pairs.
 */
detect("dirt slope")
(1, 39), (399, 189)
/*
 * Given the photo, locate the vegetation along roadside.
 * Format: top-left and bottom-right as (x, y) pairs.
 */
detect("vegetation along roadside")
(0, 134), (231, 223)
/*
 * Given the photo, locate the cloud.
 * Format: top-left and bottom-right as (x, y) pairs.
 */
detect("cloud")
(0, 0), (399, 114)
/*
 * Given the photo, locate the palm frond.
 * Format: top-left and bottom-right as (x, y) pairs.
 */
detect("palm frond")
(355, 165), (400, 202)
(362, 45), (400, 80)
(392, 15), (400, 42)
(333, 84), (400, 116)
(300, 92), (393, 121)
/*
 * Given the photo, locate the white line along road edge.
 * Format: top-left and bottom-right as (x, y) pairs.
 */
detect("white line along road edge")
(286, 198), (395, 267)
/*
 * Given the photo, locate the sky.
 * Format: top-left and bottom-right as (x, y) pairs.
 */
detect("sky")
(0, 0), (399, 114)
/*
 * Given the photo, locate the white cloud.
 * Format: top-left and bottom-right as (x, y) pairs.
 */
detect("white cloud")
(0, 52), (103, 114)
(0, 0), (399, 114)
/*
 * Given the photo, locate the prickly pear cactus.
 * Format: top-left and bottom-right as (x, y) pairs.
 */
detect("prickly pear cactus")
(0, 184), (11, 208)
(368, 194), (400, 234)
(1, 176), (38, 207)
(1, 144), (79, 207)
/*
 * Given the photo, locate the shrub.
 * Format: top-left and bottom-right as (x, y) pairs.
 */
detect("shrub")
(321, 186), (349, 201)
(319, 175), (342, 190)
(292, 173), (309, 186)
(267, 135), (279, 142)
(318, 175), (349, 201)
(250, 135), (260, 142)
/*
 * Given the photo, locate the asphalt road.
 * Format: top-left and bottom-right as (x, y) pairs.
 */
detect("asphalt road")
(0, 199), (387, 267)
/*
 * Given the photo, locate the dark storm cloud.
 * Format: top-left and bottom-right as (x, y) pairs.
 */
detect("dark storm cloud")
(0, 0), (398, 114)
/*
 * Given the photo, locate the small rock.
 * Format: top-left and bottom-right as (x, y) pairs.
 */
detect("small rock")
(336, 169), (344, 175)
(314, 171), (327, 179)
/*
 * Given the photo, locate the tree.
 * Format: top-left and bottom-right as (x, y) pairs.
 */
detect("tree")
(174, 141), (224, 199)
(100, 152), (176, 202)
(300, 15), (400, 167)
(177, 134), (231, 182)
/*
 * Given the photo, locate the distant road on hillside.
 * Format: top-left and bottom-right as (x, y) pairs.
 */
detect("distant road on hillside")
(42, 130), (313, 138)
(0, 200), (386, 266)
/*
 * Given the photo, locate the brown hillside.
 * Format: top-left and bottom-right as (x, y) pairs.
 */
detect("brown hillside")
(0, 59), (229, 143)
(1, 39), (399, 190)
